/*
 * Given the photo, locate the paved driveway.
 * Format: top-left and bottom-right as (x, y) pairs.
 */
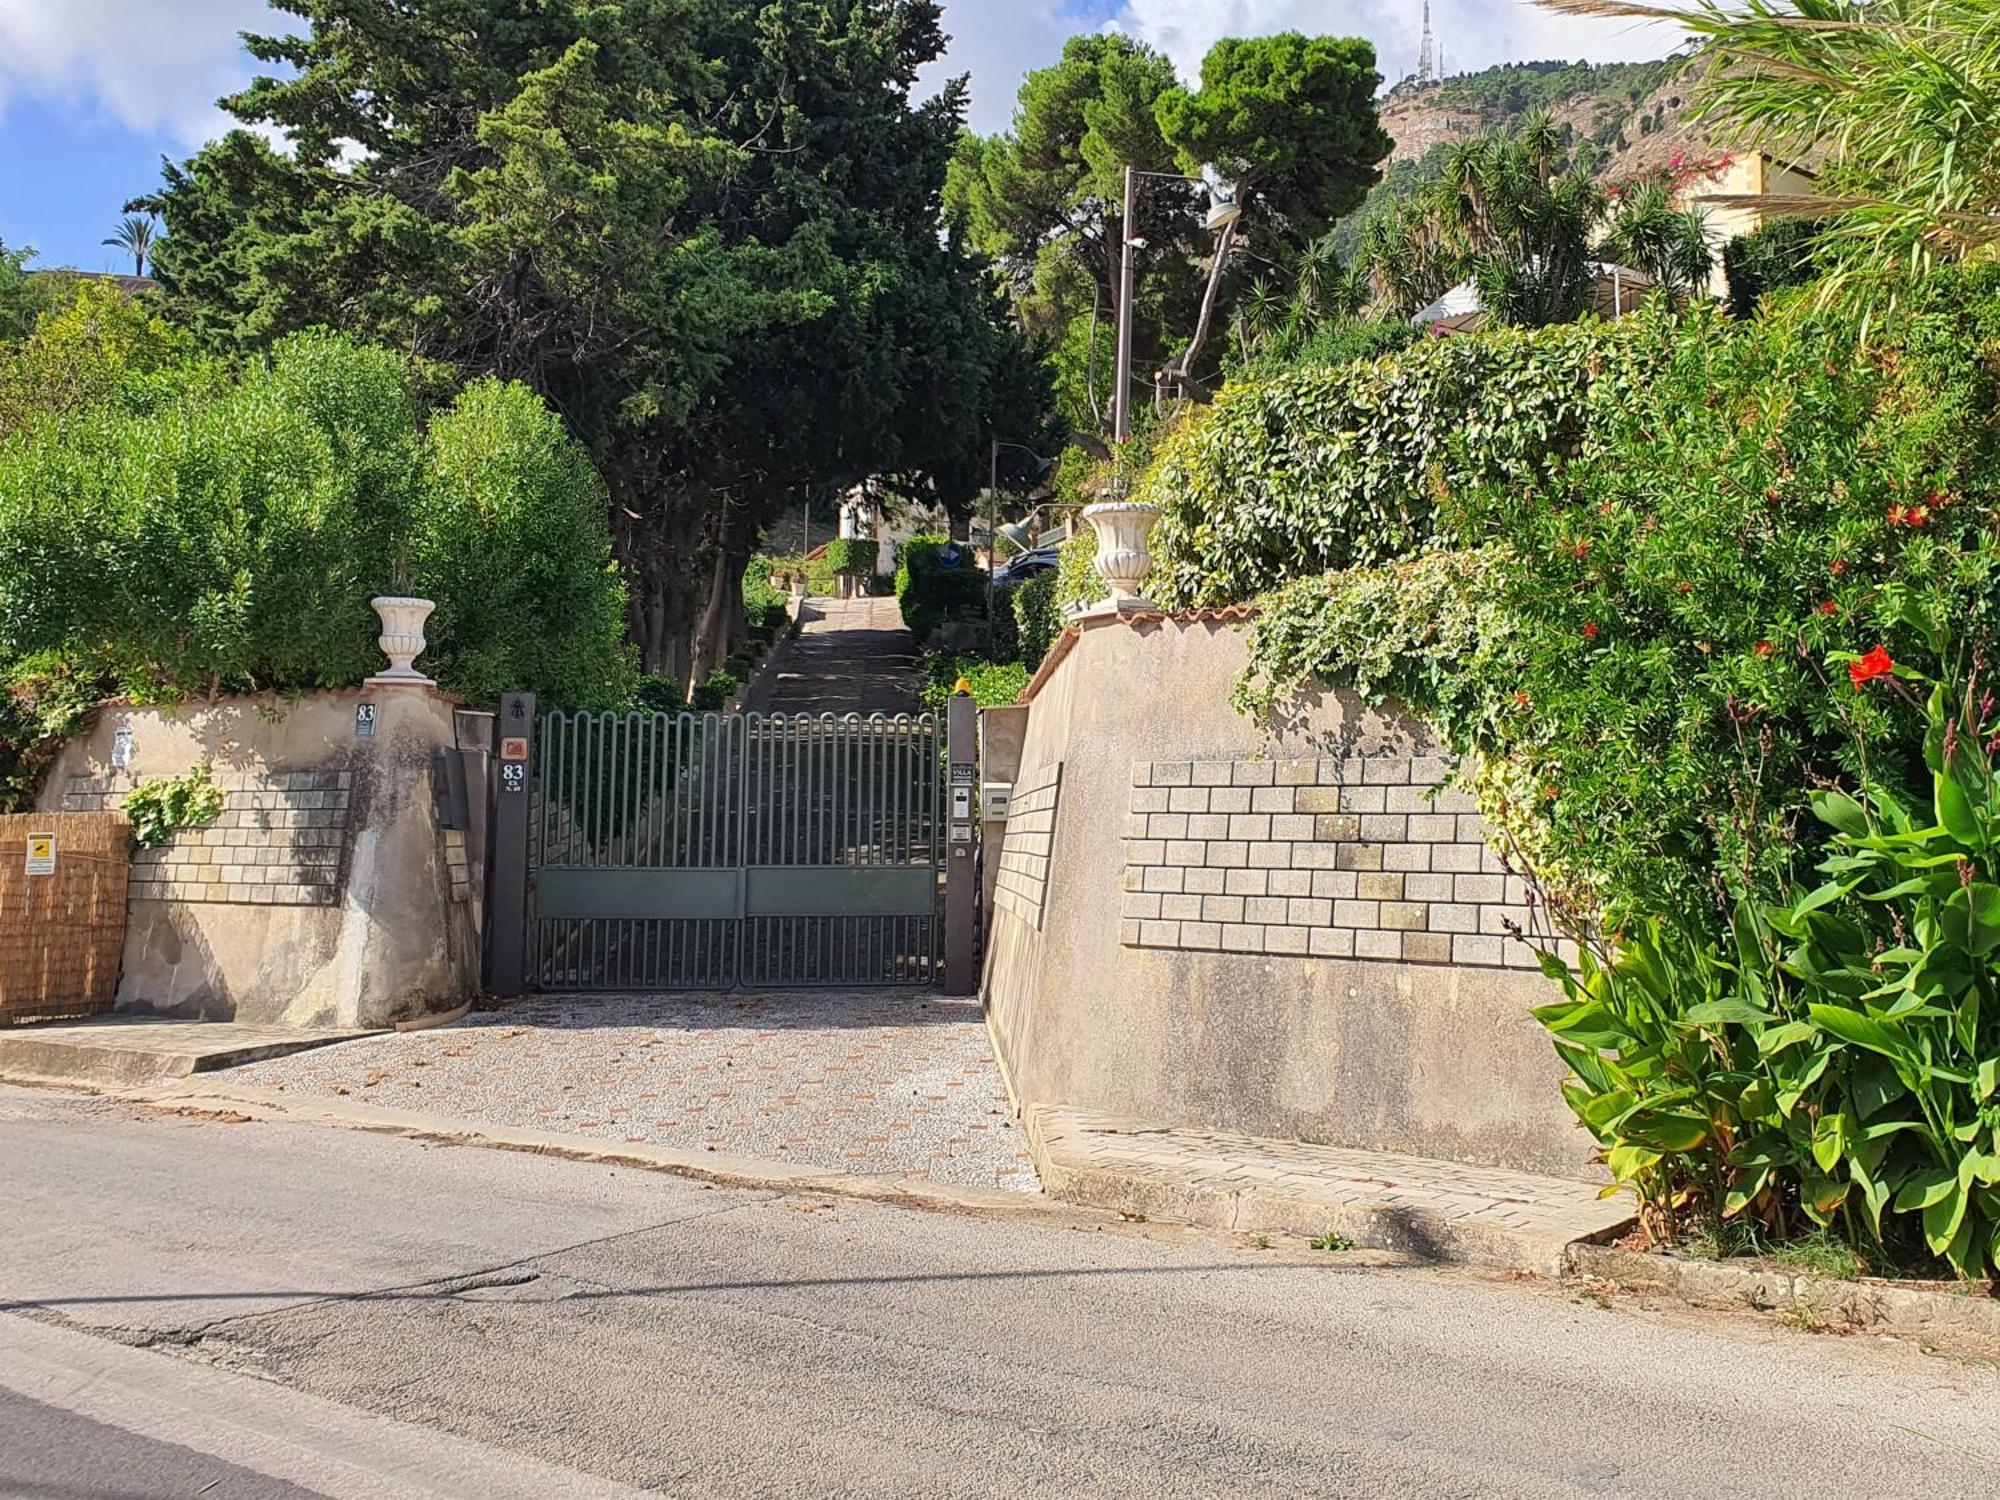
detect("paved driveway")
(230, 991), (1036, 1192)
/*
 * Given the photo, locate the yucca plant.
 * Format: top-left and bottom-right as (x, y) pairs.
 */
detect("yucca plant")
(1536, 0), (2000, 303)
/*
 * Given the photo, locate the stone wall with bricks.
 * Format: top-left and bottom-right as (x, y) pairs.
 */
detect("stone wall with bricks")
(36, 688), (480, 1029)
(1122, 755), (1569, 969)
(61, 771), (352, 907)
(981, 609), (1595, 1183)
(994, 761), (1061, 931)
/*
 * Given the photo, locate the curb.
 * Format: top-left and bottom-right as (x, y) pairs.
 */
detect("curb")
(1568, 1243), (2000, 1352)
(1023, 1106), (1604, 1275)
(0, 1030), (378, 1090)
(116, 1080), (1123, 1235)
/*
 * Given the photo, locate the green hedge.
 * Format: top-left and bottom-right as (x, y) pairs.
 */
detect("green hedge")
(1240, 276), (2000, 930)
(0, 329), (635, 803)
(1011, 572), (1063, 667)
(895, 535), (984, 646)
(822, 536), (879, 578)
(1231, 269), (2000, 1277)
(1140, 318), (1669, 609)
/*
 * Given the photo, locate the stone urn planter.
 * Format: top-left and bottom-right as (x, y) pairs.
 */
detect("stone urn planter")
(1081, 501), (1161, 614)
(368, 595), (437, 686)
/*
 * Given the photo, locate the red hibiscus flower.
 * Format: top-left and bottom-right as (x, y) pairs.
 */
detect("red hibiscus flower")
(1582, 621), (1600, 640)
(1848, 645), (1895, 687)
(1817, 600), (1839, 616)
(1754, 640), (1774, 658)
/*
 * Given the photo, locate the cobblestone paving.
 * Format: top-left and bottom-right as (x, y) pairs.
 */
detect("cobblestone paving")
(233, 992), (1037, 1193)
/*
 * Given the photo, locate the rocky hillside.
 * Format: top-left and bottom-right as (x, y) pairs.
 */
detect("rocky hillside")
(1377, 56), (1712, 181)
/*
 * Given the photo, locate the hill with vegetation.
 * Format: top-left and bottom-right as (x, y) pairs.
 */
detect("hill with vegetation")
(1378, 56), (1701, 172)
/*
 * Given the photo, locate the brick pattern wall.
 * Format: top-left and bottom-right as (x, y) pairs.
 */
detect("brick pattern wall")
(62, 771), (352, 907)
(1121, 756), (1563, 969)
(994, 761), (1062, 931)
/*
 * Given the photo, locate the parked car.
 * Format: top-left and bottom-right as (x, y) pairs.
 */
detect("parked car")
(992, 547), (1061, 586)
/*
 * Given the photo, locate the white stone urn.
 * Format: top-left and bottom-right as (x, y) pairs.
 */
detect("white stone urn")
(368, 595), (436, 686)
(1081, 501), (1161, 615)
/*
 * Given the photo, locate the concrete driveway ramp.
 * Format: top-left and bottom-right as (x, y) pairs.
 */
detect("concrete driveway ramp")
(0, 1018), (375, 1090)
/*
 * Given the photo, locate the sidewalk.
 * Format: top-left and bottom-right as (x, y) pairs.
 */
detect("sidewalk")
(744, 595), (923, 716)
(1027, 1106), (1630, 1273)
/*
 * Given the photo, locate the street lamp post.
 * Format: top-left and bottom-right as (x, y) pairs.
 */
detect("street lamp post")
(1113, 164), (1138, 446)
(1111, 166), (1244, 449)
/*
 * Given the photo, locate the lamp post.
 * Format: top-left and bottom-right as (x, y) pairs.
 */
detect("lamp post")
(987, 437), (1057, 655)
(1112, 166), (1244, 446)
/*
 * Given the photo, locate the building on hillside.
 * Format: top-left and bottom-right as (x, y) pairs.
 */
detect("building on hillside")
(1684, 151), (1820, 300)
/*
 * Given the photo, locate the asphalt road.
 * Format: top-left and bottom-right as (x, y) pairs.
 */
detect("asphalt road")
(3, 1083), (1997, 1498)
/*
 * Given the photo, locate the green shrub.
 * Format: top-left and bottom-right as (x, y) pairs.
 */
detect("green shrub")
(1055, 529), (1098, 613)
(1538, 672), (2000, 1278)
(741, 563), (791, 646)
(1142, 317), (1668, 609)
(1240, 277), (2000, 928)
(1012, 571), (1063, 666)
(920, 652), (1027, 708)
(412, 377), (634, 709)
(122, 764), (226, 849)
(1722, 219), (1826, 319)
(895, 535), (984, 645)
(822, 536), (879, 578)
(0, 331), (638, 803)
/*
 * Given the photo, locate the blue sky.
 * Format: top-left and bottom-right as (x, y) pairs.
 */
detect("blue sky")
(1, 1), (1680, 273)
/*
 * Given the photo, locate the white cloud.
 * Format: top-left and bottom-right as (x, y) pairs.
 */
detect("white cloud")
(924, 0), (1083, 134)
(0, 0), (285, 146)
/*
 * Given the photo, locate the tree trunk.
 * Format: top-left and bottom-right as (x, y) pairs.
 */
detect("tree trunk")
(1163, 217), (1241, 403)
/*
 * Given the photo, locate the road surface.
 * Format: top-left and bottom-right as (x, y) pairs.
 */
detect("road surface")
(3, 1084), (1995, 1498)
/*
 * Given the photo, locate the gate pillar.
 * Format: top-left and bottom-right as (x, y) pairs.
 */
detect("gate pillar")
(943, 691), (979, 996)
(485, 692), (535, 996)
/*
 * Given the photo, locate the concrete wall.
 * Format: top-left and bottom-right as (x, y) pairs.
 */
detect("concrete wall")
(982, 613), (1597, 1182)
(41, 687), (482, 1029)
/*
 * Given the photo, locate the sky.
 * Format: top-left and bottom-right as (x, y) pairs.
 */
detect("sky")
(0, 0), (1683, 273)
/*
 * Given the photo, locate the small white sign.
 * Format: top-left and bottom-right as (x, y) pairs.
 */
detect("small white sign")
(25, 832), (56, 876)
(355, 702), (377, 739)
(111, 726), (135, 770)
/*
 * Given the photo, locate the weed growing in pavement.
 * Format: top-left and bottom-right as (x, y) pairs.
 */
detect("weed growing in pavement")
(1310, 1230), (1355, 1253)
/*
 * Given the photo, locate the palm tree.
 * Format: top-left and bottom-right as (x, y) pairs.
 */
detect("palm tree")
(102, 215), (156, 276)
(1603, 181), (1716, 304)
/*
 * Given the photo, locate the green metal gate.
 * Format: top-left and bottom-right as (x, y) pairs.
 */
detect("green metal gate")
(525, 710), (944, 990)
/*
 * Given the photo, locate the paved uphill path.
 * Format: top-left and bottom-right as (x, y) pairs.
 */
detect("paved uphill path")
(746, 595), (924, 716)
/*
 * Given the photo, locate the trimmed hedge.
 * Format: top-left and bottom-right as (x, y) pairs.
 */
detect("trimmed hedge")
(1239, 275), (2000, 929)
(1140, 318), (1669, 609)
(894, 535), (984, 645)
(822, 536), (879, 578)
